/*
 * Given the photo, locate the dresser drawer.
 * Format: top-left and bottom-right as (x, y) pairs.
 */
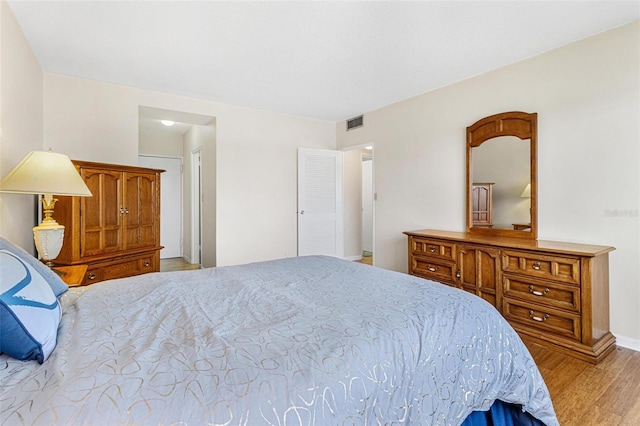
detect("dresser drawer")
(503, 274), (580, 313)
(503, 299), (581, 341)
(84, 268), (104, 284)
(410, 237), (456, 261)
(103, 256), (156, 281)
(411, 256), (457, 284)
(502, 249), (580, 285)
(83, 253), (158, 284)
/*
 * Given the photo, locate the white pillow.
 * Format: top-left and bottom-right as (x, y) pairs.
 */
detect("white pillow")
(0, 237), (68, 297)
(0, 250), (62, 363)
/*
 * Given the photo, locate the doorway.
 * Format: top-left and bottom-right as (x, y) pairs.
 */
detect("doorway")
(295, 145), (375, 263)
(138, 106), (215, 267)
(191, 148), (202, 265)
(342, 144), (374, 264)
(361, 154), (374, 263)
(138, 155), (183, 259)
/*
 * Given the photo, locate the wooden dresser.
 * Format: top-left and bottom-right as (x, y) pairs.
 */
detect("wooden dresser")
(53, 160), (163, 285)
(404, 229), (616, 363)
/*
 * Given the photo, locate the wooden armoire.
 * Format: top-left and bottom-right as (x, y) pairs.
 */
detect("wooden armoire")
(471, 183), (493, 227)
(53, 160), (163, 285)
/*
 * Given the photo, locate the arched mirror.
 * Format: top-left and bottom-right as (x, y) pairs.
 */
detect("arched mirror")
(466, 111), (537, 239)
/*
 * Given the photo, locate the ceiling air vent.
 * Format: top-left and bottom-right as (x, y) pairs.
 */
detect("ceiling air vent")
(346, 115), (364, 131)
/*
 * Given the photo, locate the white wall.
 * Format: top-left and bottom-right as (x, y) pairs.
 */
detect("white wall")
(41, 73), (336, 267)
(139, 128), (185, 158)
(337, 22), (640, 348)
(43, 75), (140, 165)
(212, 106), (335, 265)
(0, 1), (43, 250)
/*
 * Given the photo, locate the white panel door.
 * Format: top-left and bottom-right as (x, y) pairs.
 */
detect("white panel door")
(139, 155), (182, 259)
(297, 148), (344, 257)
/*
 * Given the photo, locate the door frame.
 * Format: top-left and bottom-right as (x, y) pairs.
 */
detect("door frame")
(191, 148), (203, 265)
(342, 143), (375, 265)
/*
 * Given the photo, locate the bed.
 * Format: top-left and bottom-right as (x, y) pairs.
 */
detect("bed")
(1, 238), (558, 425)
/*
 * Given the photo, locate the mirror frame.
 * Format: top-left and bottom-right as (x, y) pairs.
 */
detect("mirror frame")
(466, 111), (538, 239)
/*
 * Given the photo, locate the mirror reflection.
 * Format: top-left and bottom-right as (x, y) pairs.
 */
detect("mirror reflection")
(471, 136), (531, 231)
(466, 111), (537, 239)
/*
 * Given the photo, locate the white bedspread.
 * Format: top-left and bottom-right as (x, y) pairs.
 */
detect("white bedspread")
(1, 256), (557, 425)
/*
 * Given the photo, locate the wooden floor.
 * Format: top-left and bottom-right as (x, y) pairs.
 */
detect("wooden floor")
(160, 257), (201, 272)
(355, 255), (373, 265)
(162, 256), (374, 269)
(525, 342), (640, 425)
(160, 256), (640, 424)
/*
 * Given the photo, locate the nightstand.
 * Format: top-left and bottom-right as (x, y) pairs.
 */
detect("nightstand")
(53, 265), (88, 287)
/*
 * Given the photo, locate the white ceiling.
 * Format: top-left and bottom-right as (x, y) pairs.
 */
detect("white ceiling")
(8, 1), (640, 123)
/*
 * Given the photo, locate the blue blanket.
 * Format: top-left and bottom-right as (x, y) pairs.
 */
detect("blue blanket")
(1, 256), (557, 425)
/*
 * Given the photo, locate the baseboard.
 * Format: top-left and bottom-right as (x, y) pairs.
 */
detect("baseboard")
(615, 335), (640, 352)
(182, 255), (194, 264)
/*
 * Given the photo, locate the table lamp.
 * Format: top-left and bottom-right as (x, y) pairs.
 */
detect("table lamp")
(0, 151), (92, 266)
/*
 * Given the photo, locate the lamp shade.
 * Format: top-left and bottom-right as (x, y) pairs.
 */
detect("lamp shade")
(0, 151), (91, 196)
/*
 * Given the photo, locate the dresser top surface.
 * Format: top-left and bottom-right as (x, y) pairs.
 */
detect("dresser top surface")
(404, 229), (615, 257)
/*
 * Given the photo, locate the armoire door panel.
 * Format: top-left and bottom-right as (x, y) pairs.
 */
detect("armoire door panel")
(81, 172), (102, 229)
(471, 184), (493, 227)
(82, 231), (101, 255)
(102, 172), (122, 229)
(123, 172), (158, 250)
(103, 228), (121, 252)
(80, 169), (122, 257)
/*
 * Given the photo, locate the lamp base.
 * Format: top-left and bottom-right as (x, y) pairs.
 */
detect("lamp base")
(33, 221), (65, 267)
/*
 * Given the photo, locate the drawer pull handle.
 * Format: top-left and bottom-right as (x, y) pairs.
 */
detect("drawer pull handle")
(428, 245), (436, 253)
(528, 285), (549, 297)
(532, 261), (541, 270)
(427, 265), (439, 272)
(144, 261), (151, 267)
(88, 272), (96, 280)
(456, 269), (461, 279)
(529, 310), (550, 322)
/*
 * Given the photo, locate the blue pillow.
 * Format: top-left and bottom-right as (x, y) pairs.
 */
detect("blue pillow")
(0, 237), (68, 297)
(0, 250), (62, 363)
